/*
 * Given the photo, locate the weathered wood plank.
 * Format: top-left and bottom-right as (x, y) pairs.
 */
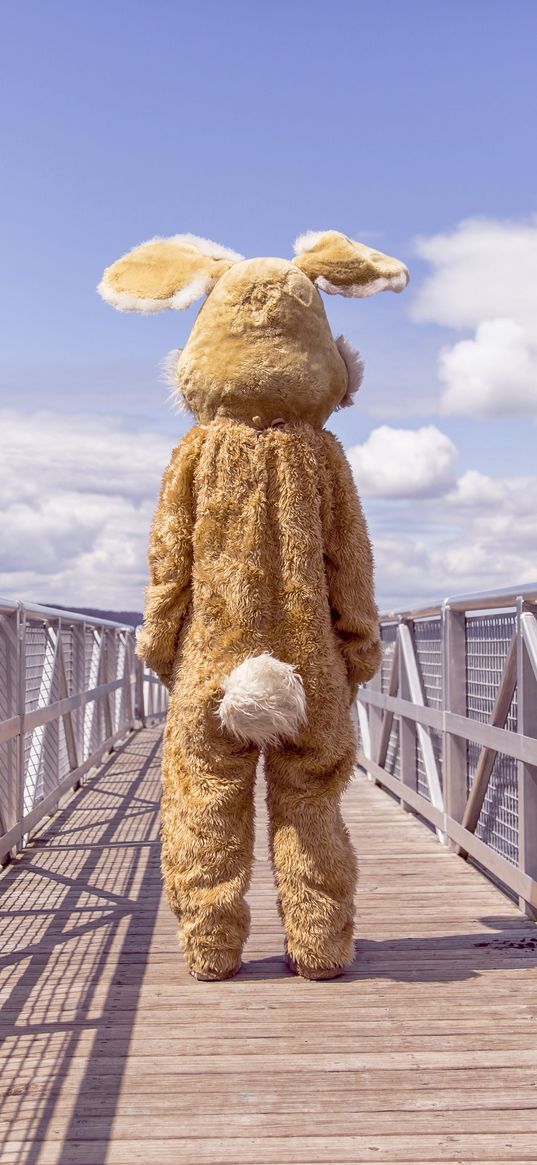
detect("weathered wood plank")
(4, 1086), (537, 1119)
(3, 1107), (537, 1138)
(3, 1133), (537, 1163)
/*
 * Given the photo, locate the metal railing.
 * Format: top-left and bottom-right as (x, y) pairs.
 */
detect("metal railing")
(0, 599), (168, 862)
(4, 586), (536, 910)
(357, 583), (537, 916)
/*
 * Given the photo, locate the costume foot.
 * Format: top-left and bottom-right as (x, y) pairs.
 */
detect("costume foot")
(188, 961), (242, 982)
(285, 953), (345, 981)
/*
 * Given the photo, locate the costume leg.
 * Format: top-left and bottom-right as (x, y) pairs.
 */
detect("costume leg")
(264, 728), (357, 978)
(161, 703), (258, 980)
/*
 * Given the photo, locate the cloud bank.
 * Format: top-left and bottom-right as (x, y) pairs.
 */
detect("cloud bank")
(0, 411), (174, 609)
(0, 410), (535, 614)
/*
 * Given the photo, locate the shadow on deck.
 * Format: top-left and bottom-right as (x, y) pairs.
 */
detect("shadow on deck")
(1, 724), (537, 1164)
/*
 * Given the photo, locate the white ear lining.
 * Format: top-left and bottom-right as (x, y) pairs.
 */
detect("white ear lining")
(293, 231), (409, 297)
(98, 233), (244, 313)
(97, 271), (215, 314)
(318, 270), (409, 298)
(169, 273), (216, 310)
(335, 334), (364, 407)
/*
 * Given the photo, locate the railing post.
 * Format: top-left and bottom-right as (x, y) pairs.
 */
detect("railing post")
(0, 606), (22, 860)
(399, 619), (417, 811)
(517, 596), (537, 919)
(15, 604), (26, 856)
(123, 630), (135, 732)
(368, 664), (383, 775)
(102, 629), (114, 743)
(135, 657), (146, 727)
(442, 602), (467, 849)
(58, 622), (79, 777)
(72, 624), (85, 772)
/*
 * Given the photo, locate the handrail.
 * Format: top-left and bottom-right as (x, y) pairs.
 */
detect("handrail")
(0, 598), (134, 629)
(0, 598), (168, 862)
(379, 581), (537, 622)
(358, 585), (537, 917)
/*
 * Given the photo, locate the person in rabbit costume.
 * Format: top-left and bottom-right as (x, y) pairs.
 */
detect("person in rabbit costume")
(98, 230), (409, 981)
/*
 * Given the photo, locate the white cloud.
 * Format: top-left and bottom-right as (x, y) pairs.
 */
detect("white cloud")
(411, 216), (537, 335)
(366, 467), (537, 611)
(446, 469), (527, 508)
(348, 425), (458, 498)
(411, 216), (537, 418)
(0, 410), (172, 503)
(438, 319), (537, 417)
(0, 411), (175, 609)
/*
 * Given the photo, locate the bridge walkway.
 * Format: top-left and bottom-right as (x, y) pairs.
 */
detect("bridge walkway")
(1, 724), (537, 1164)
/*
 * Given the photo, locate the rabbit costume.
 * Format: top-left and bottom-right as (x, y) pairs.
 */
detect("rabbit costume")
(98, 230), (409, 980)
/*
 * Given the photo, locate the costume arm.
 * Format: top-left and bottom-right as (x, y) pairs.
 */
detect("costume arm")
(136, 427), (204, 688)
(320, 431), (382, 695)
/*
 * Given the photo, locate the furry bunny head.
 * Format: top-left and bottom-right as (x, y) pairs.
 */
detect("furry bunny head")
(98, 231), (409, 429)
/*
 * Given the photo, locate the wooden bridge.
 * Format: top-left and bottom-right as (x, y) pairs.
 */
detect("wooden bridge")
(1, 592), (537, 1163)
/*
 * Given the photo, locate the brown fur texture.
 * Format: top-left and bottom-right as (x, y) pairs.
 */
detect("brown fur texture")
(99, 230), (408, 979)
(140, 421), (379, 979)
(177, 258), (348, 429)
(293, 230), (409, 298)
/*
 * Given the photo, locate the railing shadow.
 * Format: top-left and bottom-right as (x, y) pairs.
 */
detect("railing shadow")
(0, 726), (163, 1165)
(241, 914), (537, 982)
(349, 915), (537, 983)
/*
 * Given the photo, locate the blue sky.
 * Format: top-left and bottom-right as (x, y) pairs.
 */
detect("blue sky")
(1, 0), (536, 610)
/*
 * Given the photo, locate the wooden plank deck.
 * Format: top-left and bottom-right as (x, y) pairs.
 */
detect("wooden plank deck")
(1, 723), (537, 1164)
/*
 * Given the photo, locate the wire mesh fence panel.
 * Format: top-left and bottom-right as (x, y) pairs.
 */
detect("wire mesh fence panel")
(61, 625), (74, 691)
(357, 586), (537, 908)
(24, 624), (48, 713)
(380, 624), (397, 692)
(70, 624), (86, 762)
(415, 735), (430, 800)
(23, 623), (58, 812)
(0, 614), (17, 723)
(378, 625), (400, 776)
(42, 715), (60, 800)
(466, 613), (518, 726)
(0, 740), (16, 840)
(113, 635), (126, 732)
(466, 613), (518, 866)
(84, 626), (98, 689)
(414, 618), (443, 709)
(0, 612), (19, 837)
(0, 601), (167, 861)
(385, 719), (400, 778)
(59, 715), (72, 781)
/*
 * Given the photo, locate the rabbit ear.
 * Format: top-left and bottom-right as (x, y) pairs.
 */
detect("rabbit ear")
(98, 233), (244, 313)
(292, 230), (409, 298)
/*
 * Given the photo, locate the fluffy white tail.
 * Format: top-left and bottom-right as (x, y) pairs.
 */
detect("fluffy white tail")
(217, 653), (307, 747)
